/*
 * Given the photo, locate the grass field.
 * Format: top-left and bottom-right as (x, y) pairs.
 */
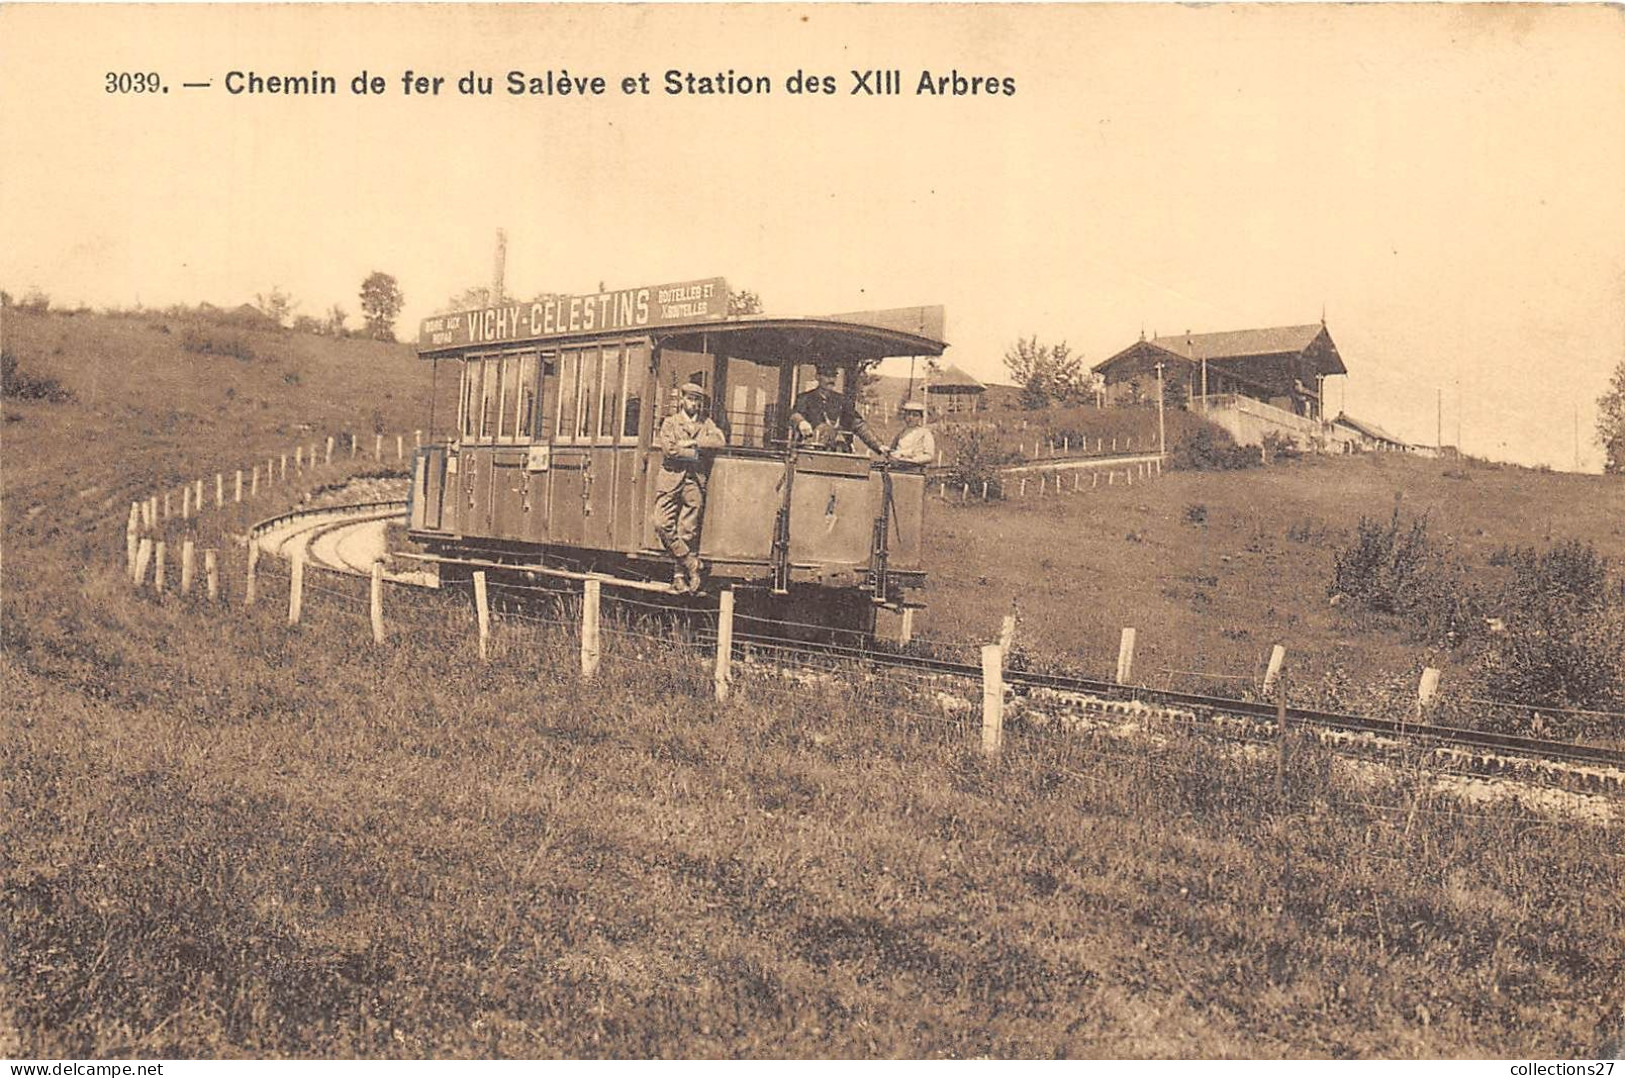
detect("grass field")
(917, 451), (1625, 724)
(4, 309), (1624, 1058)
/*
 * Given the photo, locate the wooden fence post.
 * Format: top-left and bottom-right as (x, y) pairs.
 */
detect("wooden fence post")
(1116, 627), (1137, 684)
(325, 436), (334, 465)
(900, 607), (915, 646)
(147, 495), (157, 528)
(1417, 667), (1441, 719)
(205, 550), (219, 602)
(982, 644), (1005, 756)
(374, 434), (383, 462)
(998, 614), (1016, 654)
(288, 548), (304, 625)
(280, 454), (288, 480)
(939, 480), (947, 499)
(414, 429), (422, 449)
(1092, 472), (1099, 489)
(1019, 477), (1028, 498)
(396, 435), (404, 461)
(215, 473), (224, 508)
(960, 482), (968, 503)
(135, 538), (153, 589)
(182, 485), (192, 520)
(473, 570), (490, 661)
(580, 578), (601, 679)
(180, 539), (196, 596)
(251, 467), (260, 498)
(195, 478), (204, 509)
(350, 433), (357, 458)
(981, 481), (989, 501)
(370, 561), (386, 645)
(234, 469), (243, 503)
(1263, 644), (1287, 695)
(153, 540), (166, 594)
(714, 587), (735, 701)
(245, 542), (259, 607)
(126, 504), (140, 579)
(295, 446), (303, 471)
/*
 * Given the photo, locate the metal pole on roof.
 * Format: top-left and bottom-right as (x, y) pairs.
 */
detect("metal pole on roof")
(1155, 362), (1166, 455)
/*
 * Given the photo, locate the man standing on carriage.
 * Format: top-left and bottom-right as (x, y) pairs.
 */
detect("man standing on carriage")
(790, 362), (889, 456)
(652, 382), (727, 594)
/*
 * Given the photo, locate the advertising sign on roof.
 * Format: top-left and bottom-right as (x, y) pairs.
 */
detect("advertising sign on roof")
(419, 277), (728, 349)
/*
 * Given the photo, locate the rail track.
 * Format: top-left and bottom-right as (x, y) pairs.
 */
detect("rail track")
(253, 500), (1625, 791)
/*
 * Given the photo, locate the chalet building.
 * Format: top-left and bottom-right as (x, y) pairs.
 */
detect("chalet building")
(1094, 321), (1347, 419)
(922, 363), (986, 416)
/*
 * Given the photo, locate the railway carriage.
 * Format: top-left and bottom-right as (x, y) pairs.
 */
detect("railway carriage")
(406, 276), (946, 635)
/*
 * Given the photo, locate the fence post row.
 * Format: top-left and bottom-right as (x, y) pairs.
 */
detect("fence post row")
(714, 587), (735, 701)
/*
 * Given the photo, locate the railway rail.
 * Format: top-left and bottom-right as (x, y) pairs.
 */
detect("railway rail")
(255, 500), (1625, 787)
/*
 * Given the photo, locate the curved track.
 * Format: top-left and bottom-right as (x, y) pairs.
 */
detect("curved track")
(250, 500), (1625, 784)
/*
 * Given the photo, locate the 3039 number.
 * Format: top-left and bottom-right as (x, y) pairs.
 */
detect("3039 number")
(106, 72), (164, 93)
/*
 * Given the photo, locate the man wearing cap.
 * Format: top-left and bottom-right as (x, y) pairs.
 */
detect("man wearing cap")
(652, 382), (728, 593)
(889, 399), (936, 464)
(790, 362), (888, 455)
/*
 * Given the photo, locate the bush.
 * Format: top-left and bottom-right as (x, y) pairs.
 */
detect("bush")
(1476, 541), (1625, 709)
(0, 350), (74, 403)
(1329, 509), (1481, 643)
(179, 328), (255, 361)
(944, 427), (1020, 496)
(1169, 423), (1258, 471)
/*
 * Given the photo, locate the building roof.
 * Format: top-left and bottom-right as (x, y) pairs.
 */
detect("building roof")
(1333, 412), (1408, 447)
(1150, 324), (1326, 362)
(924, 363), (985, 392)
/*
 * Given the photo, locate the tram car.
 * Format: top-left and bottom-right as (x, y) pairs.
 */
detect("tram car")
(405, 276), (946, 634)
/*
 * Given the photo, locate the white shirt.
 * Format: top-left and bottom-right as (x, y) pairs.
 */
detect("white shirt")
(891, 424), (936, 464)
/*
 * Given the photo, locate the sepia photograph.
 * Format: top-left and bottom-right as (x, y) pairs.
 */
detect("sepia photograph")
(2, 2), (1623, 1061)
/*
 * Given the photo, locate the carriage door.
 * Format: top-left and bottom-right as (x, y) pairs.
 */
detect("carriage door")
(455, 354), (495, 535)
(489, 350), (536, 541)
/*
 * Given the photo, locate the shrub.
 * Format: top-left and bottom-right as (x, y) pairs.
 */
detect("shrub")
(1476, 541), (1625, 709)
(179, 328), (255, 361)
(1329, 509), (1481, 643)
(0, 350), (74, 403)
(945, 427), (1020, 497)
(1169, 422), (1258, 471)
(1182, 503), (1208, 526)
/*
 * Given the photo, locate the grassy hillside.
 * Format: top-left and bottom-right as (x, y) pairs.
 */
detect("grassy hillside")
(915, 451), (1625, 725)
(3, 310), (1624, 1058)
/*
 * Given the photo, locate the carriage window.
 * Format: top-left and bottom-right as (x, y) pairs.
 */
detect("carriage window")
(496, 355), (521, 441)
(480, 354), (502, 440)
(724, 356), (775, 447)
(461, 358), (484, 439)
(538, 352), (557, 440)
(514, 352), (538, 438)
(555, 351), (578, 442)
(622, 343), (646, 440)
(598, 345), (621, 441)
(576, 346), (597, 441)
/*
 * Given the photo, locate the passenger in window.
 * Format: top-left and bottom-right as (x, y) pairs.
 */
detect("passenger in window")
(790, 363), (887, 455)
(888, 399), (936, 464)
(652, 382), (727, 594)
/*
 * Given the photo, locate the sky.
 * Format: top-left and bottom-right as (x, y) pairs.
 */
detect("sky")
(3, 4), (1623, 470)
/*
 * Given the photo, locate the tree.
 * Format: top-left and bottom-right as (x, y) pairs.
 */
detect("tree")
(728, 289), (763, 316)
(1003, 336), (1086, 409)
(442, 285), (495, 314)
(359, 272), (404, 341)
(254, 287), (297, 327)
(325, 304), (348, 337)
(1598, 360), (1625, 475)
